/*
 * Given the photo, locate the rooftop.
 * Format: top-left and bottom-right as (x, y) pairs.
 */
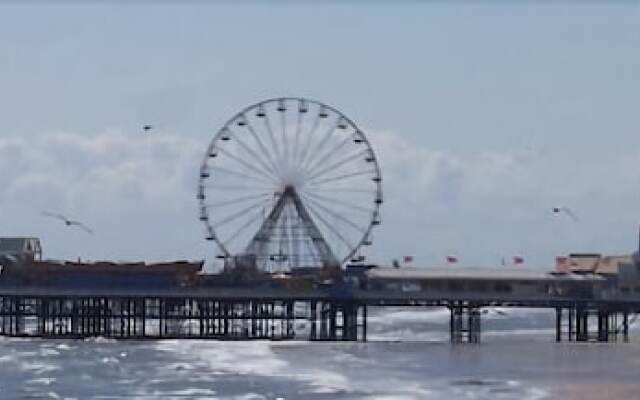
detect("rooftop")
(366, 266), (606, 282)
(25, 260), (204, 274)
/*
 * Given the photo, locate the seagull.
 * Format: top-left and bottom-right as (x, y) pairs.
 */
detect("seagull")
(552, 206), (578, 222)
(142, 125), (154, 133)
(42, 212), (94, 234)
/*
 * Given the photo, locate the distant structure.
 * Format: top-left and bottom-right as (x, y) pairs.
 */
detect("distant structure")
(555, 253), (632, 275)
(0, 237), (42, 262)
(555, 226), (640, 296)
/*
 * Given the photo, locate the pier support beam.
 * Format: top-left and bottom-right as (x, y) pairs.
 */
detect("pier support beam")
(362, 304), (367, 342)
(575, 307), (589, 342)
(623, 311), (629, 342)
(450, 304), (481, 344)
(10, 294), (638, 344)
(310, 301), (366, 341)
(558, 305), (633, 343)
(555, 308), (562, 342)
(597, 310), (609, 342)
(309, 301), (317, 341)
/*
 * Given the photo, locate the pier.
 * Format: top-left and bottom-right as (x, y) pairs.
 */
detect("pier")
(0, 291), (368, 341)
(0, 260), (638, 343)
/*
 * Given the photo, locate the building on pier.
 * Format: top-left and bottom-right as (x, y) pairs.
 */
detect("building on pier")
(0, 237), (42, 263)
(555, 253), (632, 275)
(554, 252), (640, 299)
(362, 267), (607, 300)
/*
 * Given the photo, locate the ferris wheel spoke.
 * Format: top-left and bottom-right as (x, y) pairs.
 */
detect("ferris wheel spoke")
(210, 165), (276, 185)
(300, 121), (339, 172)
(222, 207), (267, 248)
(212, 198), (272, 228)
(313, 219), (349, 257)
(300, 190), (373, 214)
(243, 118), (283, 179)
(305, 187), (375, 194)
(290, 212), (299, 267)
(205, 192), (272, 208)
(262, 112), (284, 169)
(279, 208), (290, 267)
(226, 128), (280, 180)
(290, 207), (301, 267)
(305, 201), (355, 254)
(203, 183), (274, 192)
(301, 194), (367, 235)
(303, 134), (354, 179)
(305, 149), (368, 182)
(292, 109), (304, 174)
(215, 147), (280, 185)
(280, 106), (290, 171)
(302, 235), (320, 266)
(306, 169), (376, 187)
(295, 113), (322, 171)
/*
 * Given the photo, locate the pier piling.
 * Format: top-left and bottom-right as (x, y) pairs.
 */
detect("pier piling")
(449, 304), (481, 344)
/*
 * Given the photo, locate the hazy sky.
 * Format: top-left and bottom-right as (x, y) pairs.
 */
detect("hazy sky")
(0, 3), (639, 268)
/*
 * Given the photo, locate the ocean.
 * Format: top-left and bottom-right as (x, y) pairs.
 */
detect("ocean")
(1, 307), (638, 400)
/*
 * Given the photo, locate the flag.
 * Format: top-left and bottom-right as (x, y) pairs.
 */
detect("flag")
(513, 256), (524, 265)
(403, 256), (413, 263)
(446, 256), (458, 264)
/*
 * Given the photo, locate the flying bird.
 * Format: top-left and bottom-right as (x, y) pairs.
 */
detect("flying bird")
(142, 125), (154, 133)
(552, 206), (578, 222)
(42, 212), (94, 234)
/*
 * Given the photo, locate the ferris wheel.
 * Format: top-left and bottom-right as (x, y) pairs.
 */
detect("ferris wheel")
(198, 97), (382, 271)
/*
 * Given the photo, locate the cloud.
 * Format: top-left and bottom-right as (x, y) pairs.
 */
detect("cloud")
(368, 130), (544, 215)
(367, 129), (640, 266)
(0, 131), (208, 262)
(1, 132), (202, 210)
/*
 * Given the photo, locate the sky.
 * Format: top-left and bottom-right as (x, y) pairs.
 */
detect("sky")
(0, 2), (639, 269)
